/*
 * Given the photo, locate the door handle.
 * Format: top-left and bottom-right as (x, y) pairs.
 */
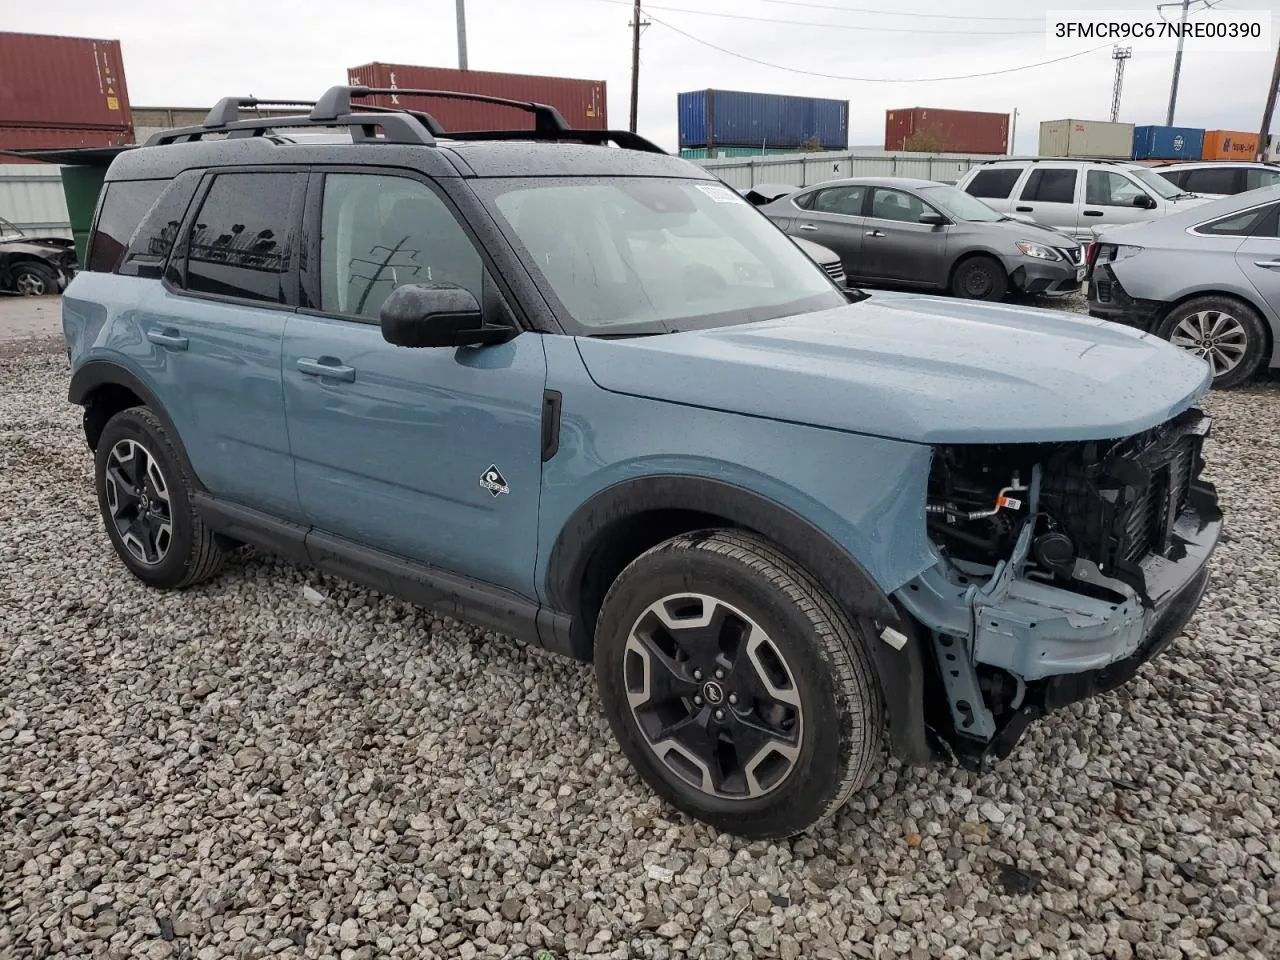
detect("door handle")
(146, 328), (188, 350)
(797, 223), (818, 232)
(297, 357), (356, 382)
(1083, 210), (1104, 217)
(1254, 260), (1280, 269)
(865, 230), (885, 237)
(1015, 205), (1033, 212)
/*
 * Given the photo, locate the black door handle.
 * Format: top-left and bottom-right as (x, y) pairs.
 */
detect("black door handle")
(1015, 205), (1033, 212)
(1083, 210), (1104, 217)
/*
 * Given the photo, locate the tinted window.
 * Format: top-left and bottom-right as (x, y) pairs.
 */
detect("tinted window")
(869, 187), (929, 223)
(1021, 169), (1077, 204)
(320, 173), (483, 319)
(966, 168), (1023, 199)
(1244, 167), (1280, 190)
(184, 173), (296, 303)
(811, 185), (865, 216)
(86, 180), (166, 273)
(1158, 169), (1188, 188)
(1197, 204), (1278, 237)
(1185, 168), (1239, 195)
(118, 172), (201, 278)
(1086, 171), (1148, 207)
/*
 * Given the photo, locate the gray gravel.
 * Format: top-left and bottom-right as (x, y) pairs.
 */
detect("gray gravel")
(2, 335), (1279, 960)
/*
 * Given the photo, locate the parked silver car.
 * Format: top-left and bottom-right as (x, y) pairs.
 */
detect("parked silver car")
(755, 177), (1084, 301)
(1088, 184), (1280, 387)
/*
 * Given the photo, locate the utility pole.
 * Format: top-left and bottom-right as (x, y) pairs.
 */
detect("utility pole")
(1258, 37), (1280, 161)
(1111, 46), (1132, 123)
(629, 0), (645, 133)
(1009, 107), (1017, 155)
(456, 0), (468, 70)
(1164, 0), (1190, 125)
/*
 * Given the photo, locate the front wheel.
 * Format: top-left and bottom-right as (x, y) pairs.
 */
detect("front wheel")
(595, 530), (883, 838)
(1155, 296), (1267, 389)
(950, 256), (1009, 301)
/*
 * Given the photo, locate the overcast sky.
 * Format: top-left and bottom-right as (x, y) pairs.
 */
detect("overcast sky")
(8, 0), (1279, 152)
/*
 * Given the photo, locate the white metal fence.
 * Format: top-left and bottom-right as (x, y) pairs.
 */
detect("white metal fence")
(0, 165), (71, 238)
(693, 149), (998, 190)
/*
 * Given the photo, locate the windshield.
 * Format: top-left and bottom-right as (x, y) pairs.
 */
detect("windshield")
(0, 217), (25, 240)
(475, 177), (846, 335)
(1130, 168), (1182, 199)
(917, 185), (1003, 222)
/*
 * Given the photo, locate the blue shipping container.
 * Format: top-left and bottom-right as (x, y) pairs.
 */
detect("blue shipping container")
(1132, 125), (1204, 161)
(678, 89), (848, 151)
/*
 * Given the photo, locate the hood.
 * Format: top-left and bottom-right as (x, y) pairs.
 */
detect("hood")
(982, 217), (1078, 247)
(576, 294), (1210, 445)
(791, 235), (839, 264)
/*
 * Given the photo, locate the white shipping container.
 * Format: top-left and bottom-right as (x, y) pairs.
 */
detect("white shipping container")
(0, 165), (71, 237)
(1039, 119), (1135, 159)
(694, 149), (992, 189)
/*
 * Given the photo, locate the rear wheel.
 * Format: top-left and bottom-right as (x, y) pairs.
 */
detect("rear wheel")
(1156, 296), (1267, 389)
(950, 256), (1008, 301)
(11, 261), (58, 296)
(594, 530), (883, 838)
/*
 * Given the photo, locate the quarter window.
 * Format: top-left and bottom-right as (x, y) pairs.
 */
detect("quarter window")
(1196, 204), (1279, 237)
(320, 173), (483, 319)
(1244, 167), (1280, 191)
(184, 173), (297, 303)
(965, 168), (1023, 199)
(118, 172), (201, 277)
(86, 180), (167, 273)
(1020, 169), (1077, 204)
(1086, 171), (1148, 207)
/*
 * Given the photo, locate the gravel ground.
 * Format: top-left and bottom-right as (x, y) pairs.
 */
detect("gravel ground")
(2, 335), (1279, 960)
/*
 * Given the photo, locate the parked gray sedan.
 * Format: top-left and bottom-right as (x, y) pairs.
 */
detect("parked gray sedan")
(1088, 184), (1280, 388)
(754, 177), (1085, 301)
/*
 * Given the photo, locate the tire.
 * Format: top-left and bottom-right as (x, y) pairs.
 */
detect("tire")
(94, 406), (226, 589)
(1155, 295), (1267, 389)
(950, 256), (1009, 301)
(10, 261), (59, 297)
(595, 529), (884, 838)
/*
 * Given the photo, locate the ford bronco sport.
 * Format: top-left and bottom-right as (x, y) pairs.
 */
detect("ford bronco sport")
(63, 87), (1222, 839)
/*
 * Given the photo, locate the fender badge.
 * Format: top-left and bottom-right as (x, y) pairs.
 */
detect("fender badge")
(480, 465), (510, 498)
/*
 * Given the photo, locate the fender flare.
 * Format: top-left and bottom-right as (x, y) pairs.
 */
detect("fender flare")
(68, 360), (204, 488)
(545, 475), (933, 763)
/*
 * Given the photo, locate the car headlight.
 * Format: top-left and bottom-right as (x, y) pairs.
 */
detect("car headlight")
(1015, 240), (1061, 261)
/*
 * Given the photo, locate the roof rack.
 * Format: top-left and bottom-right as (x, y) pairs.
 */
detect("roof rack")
(977, 156), (1134, 165)
(141, 84), (667, 154)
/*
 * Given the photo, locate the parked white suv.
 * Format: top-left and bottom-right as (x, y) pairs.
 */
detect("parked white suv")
(1149, 161), (1280, 200)
(956, 158), (1211, 241)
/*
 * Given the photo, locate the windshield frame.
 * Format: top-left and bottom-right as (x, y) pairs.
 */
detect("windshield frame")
(470, 175), (850, 337)
(917, 184), (1004, 223)
(1129, 167), (1182, 200)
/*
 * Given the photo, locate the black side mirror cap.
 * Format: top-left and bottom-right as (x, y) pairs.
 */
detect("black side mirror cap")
(918, 212), (948, 226)
(379, 283), (514, 348)
(1133, 194), (1157, 209)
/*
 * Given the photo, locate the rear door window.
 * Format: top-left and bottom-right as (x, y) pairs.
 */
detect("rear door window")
(965, 168), (1023, 199)
(182, 172), (300, 304)
(86, 179), (167, 273)
(1244, 167), (1280, 191)
(1185, 167), (1240, 195)
(1020, 169), (1078, 204)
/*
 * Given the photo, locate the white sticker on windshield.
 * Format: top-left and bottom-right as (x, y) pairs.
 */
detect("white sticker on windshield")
(695, 184), (742, 204)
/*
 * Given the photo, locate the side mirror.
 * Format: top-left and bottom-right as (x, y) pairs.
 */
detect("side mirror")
(918, 212), (948, 226)
(1133, 194), (1157, 209)
(379, 283), (513, 348)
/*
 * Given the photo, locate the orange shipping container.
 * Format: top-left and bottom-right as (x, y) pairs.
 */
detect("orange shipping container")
(1201, 130), (1259, 161)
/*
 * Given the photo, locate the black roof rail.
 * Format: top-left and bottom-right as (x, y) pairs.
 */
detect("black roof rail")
(445, 128), (666, 153)
(316, 84), (570, 133)
(977, 155), (1133, 165)
(144, 110), (436, 147)
(202, 96), (319, 127)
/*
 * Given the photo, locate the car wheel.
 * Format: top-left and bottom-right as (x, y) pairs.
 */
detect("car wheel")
(1156, 296), (1267, 389)
(11, 261), (59, 296)
(94, 406), (226, 589)
(595, 530), (883, 839)
(951, 256), (1009, 301)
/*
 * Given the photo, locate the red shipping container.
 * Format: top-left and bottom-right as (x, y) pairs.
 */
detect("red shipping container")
(0, 32), (133, 132)
(346, 63), (606, 132)
(885, 107), (1008, 155)
(0, 125), (133, 163)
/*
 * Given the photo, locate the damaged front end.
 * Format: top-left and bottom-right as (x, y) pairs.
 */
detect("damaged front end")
(895, 408), (1222, 765)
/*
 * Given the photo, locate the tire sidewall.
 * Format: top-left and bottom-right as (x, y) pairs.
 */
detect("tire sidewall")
(953, 257), (1006, 301)
(13, 261), (57, 296)
(94, 409), (199, 587)
(596, 547), (864, 837)
(1156, 297), (1266, 389)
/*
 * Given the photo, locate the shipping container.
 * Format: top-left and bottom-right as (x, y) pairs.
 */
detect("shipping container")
(0, 125), (133, 163)
(346, 64), (606, 132)
(1132, 125), (1203, 161)
(1201, 129), (1260, 161)
(884, 107), (1008, 155)
(678, 90), (848, 151)
(0, 32), (133, 132)
(678, 145), (810, 159)
(1039, 119), (1134, 159)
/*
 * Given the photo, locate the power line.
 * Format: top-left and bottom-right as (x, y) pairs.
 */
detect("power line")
(592, 0), (1041, 35)
(645, 12), (1113, 82)
(744, 0), (1043, 22)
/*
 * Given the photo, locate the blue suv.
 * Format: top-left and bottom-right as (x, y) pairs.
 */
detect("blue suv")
(63, 87), (1222, 838)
